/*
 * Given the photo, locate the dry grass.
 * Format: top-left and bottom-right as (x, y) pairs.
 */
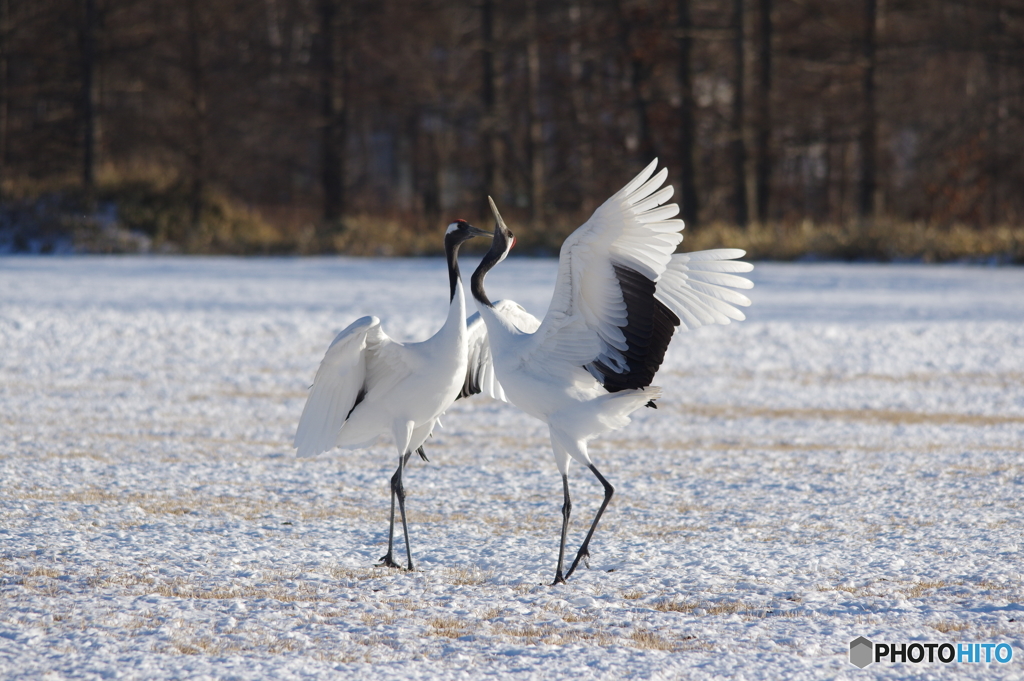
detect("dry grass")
(384, 597), (422, 612)
(678, 403), (1024, 428)
(361, 611), (398, 627)
(428, 616), (466, 639)
(502, 624), (549, 638)
(654, 598), (697, 614)
(542, 629), (617, 646)
(931, 620), (971, 634)
(813, 579), (965, 600)
(441, 567), (493, 586)
(654, 598), (760, 618)
(324, 565), (391, 582)
(153, 577), (330, 602)
(159, 633), (304, 656)
(88, 572), (157, 589)
(561, 611), (597, 623)
(684, 220), (1024, 263)
(816, 584), (860, 595)
(629, 628), (675, 651)
(5, 485), (372, 525)
(976, 579), (1012, 591)
(20, 175), (1024, 261)
(27, 566), (62, 579)
(902, 581), (954, 599)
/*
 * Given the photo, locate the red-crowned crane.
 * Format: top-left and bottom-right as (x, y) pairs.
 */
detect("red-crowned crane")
(294, 220), (496, 571)
(470, 160), (754, 584)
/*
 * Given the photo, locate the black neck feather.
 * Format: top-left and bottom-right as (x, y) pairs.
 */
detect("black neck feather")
(444, 234), (463, 302)
(470, 244), (504, 308)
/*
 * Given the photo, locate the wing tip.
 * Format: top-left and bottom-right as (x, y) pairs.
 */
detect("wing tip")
(620, 158), (660, 197)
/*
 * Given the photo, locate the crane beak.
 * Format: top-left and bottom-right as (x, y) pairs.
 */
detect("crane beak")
(467, 224), (492, 238)
(487, 196), (514, 244)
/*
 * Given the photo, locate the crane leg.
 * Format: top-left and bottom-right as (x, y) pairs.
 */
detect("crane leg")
(564, 463), (614, 580)
(551, 474), (572, 585)
(394, 450), (415, 571)
(378, 450), (413, 569)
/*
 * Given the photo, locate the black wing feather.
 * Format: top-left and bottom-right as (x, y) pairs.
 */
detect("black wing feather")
(587, 263), (680, 392)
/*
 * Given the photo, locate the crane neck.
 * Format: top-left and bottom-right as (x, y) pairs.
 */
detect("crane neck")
(472, 218), (513, 308)
(471, 233), (511, 308)
(444, 234), (465, 303)
(470, 256), (493, 308)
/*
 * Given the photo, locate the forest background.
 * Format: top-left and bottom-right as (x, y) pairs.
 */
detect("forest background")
(1, 0), (1022, 261)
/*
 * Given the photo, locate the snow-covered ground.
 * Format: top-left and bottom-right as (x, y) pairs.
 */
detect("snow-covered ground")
(2, 256), (1023, 680)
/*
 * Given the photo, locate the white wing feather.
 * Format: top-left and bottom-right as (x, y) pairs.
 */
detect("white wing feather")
(655, 249), (753, 330)
(293, 316), (406, 457)
(463, 300), (540, 401)
(493, 299), (542, 334)
(524, 159), (683, 371)
(463, 313), (505, 401)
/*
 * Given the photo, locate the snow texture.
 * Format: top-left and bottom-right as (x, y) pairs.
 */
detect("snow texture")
(2, 256), (1024, 680)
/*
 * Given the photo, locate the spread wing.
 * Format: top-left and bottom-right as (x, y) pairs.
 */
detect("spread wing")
(655, 249), (753, 330)
(522, 159), (684, 389)
(459, 300), (541, 401)
(294, 316), (406, 457)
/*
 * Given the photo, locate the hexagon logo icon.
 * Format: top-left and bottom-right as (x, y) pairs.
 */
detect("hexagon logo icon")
(849, 636), (874, 668)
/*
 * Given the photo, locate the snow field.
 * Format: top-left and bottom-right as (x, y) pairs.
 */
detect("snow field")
(1, 256), (1024, 679)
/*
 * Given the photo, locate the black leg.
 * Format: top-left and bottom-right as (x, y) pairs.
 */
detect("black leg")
(378, 450), (413, 569)
(394, 450), (415, 571)
(551, 474), (572, 585)
(564, 463), (614, 580)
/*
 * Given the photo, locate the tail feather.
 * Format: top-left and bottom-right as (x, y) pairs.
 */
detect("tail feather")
(598, 386), (662, 432)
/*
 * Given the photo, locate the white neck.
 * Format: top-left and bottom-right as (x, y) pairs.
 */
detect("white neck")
(436, 278), (468, 342)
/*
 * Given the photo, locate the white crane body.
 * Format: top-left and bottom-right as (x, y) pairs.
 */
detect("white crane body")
(294, 221), (492, 570)
(470, 160), (753, 584)
(313, 286), (469, 456)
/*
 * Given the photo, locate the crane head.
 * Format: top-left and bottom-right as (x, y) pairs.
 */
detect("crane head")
(487, 196), (516, 252)
(446, 219), (492, 243)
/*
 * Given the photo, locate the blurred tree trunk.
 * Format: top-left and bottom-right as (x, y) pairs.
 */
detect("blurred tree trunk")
(0, 0), (8, 201)
(616, 0), (655, 165)
(731, 0), (749, 227)
(754, 0), (771, 224)
(5, 0), (1024, 244)
(568, 0), (594, 215)
(81, 0), (97, 198)
(858, 0), (878, 221)
(186, 0), (207, 240)
(264, 0), (283, 73)
(423, 126), (441, 227)
(319, 0), (347, 229)
(676, 0), (698, 228)
(481, 0), (494, 211)
(480, 0), (503, 217)
(525, 0), (544, 228)
(985, 5), (1006, 226)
